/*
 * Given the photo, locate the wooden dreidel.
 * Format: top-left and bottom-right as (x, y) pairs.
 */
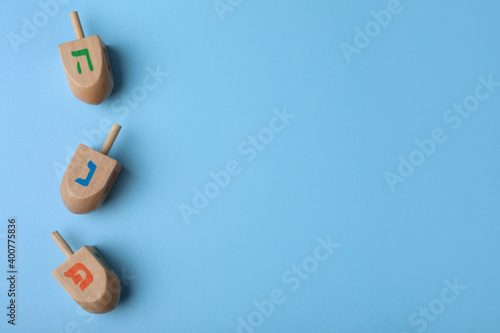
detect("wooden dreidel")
(59, 11), (114, 105)
(60, 124), (122, 214)
(51, 231), (121, 314)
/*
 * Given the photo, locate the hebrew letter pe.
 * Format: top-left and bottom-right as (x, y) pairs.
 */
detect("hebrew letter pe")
(64, 263), (94, 291)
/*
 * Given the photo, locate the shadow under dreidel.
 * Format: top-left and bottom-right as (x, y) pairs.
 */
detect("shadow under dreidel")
(95, 246), (133, 304)
(106, 45), (125, 96)
(103, 165), (131, 207)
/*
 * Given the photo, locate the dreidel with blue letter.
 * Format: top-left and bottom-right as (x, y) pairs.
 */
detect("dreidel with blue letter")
(51, 231), (121, 314)
(59, 11), (114, 104)
(60, 123), (122, 214)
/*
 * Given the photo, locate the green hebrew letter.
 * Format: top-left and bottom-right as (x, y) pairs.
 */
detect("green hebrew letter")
(71, 49), (93, 74)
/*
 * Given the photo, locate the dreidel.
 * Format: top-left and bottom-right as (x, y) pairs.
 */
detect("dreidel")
(59, 11), (114, 105)
(60, 123), (122, 214)
(51, 231), (121, 314)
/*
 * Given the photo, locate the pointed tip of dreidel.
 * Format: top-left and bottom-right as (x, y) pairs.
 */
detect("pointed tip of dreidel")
(60, 124), (122, 214)
(59, 11), (114, 105)
(51, 231), (121, 314)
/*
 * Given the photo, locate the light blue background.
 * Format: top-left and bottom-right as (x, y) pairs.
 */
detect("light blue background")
(1, 0), (500, 332)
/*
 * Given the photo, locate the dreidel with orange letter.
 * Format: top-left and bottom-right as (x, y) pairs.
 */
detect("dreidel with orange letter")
(60, 123), (122, 214)
(59, 11), (114, 104)
(51, 231), (121, 314)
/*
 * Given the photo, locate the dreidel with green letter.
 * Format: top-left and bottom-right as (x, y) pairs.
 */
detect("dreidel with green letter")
(59, 11), (114, 104)
(51, 231), (121, 314)
(60, 123), (122, 214)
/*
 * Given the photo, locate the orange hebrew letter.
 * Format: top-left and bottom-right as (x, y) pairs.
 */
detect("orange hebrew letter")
(64, 263), (94, 291)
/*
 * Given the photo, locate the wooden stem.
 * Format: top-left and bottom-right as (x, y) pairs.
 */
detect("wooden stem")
(70, 11), (85, 39)
(51, 231), (74, 259)
(100, 124), (122, 155)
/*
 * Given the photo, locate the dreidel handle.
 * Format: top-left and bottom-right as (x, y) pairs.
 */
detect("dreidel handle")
(70, 11), (85, 39)
(51, 231), (74, 259)
(100, 124), (121, 156)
